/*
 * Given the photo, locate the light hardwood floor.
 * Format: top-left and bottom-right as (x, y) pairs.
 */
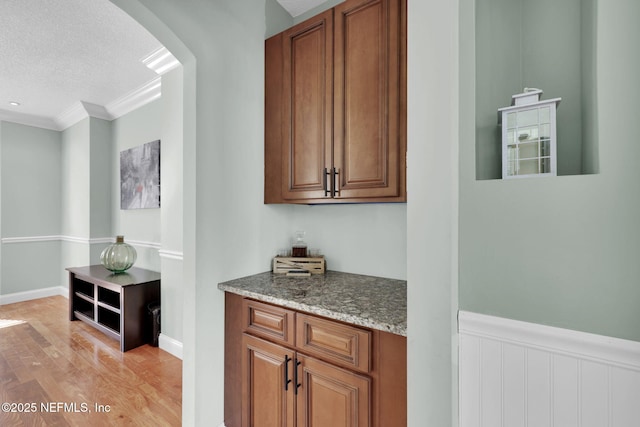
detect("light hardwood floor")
(0, 296), (182, 426)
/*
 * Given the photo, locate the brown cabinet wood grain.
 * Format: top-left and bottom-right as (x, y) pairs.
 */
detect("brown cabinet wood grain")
(244, 298), (296, 346)
(265, 0), (406, 204)
(281, 10), (333, 202)
(224, 293), (406, 427)
(296, 354), (370, 427)
(242, 334), (296, 427)
(296, 312), (371, 373)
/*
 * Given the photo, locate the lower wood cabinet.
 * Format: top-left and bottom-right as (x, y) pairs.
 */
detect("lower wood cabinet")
(296, 353), (370, 427)
(224, 293), (406, 427)
(242, 334), (295, 426)
(242, 334), (370, 427)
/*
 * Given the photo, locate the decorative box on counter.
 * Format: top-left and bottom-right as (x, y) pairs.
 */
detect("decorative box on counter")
(273, 256), (326, 275)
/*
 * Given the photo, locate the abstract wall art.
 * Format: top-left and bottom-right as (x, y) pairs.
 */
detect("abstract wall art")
(120, 140), (160, 210)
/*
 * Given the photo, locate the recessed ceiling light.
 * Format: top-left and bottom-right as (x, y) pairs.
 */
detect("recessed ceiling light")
(9, 101), (20, 106)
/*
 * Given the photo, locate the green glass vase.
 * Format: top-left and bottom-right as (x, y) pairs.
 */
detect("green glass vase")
(100, 235), (137, 273)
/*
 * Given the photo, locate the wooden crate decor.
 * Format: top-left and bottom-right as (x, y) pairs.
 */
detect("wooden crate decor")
(273, 256), (326, 275)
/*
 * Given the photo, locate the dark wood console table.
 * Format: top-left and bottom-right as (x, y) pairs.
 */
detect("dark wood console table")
(67, 265), (161, 352)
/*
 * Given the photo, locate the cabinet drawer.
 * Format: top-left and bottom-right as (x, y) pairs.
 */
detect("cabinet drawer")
(243, 299), (295, 346)
(296, 313), (371, 373)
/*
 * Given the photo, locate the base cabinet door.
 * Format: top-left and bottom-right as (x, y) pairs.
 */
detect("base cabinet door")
(242, 334), (295, 427)
(242, 335), (371, 427)
(296, 354), (370, 427)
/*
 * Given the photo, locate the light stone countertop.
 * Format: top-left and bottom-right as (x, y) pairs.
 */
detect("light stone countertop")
(218, 270), (407, 336)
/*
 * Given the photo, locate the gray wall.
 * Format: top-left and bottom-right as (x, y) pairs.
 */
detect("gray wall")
(60, 119), (90, 285)
(60, 117), (115, 282)
(160, 66), (184, 343)
(60, 117), (112, 277)
(407, 1), (459, 424)
(89, 118), (113, 241)
(1, 123), (62, 237)
(461, 0), (640, 343)
(111, 100), (162, 271)
(61, 119), (90, 239)
(265, 0), (292, 38)
(0, 122), (62, 294)
(475, 0), (596, 179)
(581, 0), (599, 173)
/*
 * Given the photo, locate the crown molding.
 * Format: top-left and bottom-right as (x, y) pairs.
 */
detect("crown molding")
(54, 101), (113, 130)
(104, 77), (161, 119)
(0, 108), (59, 131)
(1, 76), (164, 132)
(141, 46), (180, 75)
(81, 101), (112, 120)
(54, 102), (88, 129)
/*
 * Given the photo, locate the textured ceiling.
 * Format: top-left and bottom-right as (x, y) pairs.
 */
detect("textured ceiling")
(0, 0), (162, 127)
(0, 0), (327, 130)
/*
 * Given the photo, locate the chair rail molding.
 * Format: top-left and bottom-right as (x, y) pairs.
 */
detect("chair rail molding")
(1, 235), (161, 249)
(459, 311), (640, 427)
(158, 249), (183, 260)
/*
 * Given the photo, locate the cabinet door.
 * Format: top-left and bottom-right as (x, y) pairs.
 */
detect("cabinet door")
(242, 334), (295, 427)
(279, 10), (334, 201)
(333, 0), (406, 201)
(296, 354), (371, 427)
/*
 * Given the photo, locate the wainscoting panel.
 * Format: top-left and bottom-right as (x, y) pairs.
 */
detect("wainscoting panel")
(459, 311), (640, 427)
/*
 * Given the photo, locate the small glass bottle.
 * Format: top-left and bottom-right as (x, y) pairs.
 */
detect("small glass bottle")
(291, 230), (307, 257)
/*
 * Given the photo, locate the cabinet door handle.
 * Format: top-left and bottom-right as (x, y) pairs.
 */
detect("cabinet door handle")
(333, 168), (340, 197)
(294, 358), (302, 395)
(284, 355), (292, 391)
(323, 168), (330, 197)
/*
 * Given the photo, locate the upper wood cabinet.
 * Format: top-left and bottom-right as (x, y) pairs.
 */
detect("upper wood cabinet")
(265, 0), (407, 204)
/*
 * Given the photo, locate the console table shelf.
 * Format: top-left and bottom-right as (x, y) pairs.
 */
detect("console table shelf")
(67, 265), (160, 352)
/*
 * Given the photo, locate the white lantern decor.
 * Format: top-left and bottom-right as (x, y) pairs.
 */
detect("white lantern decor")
(498, 88), (561, 179)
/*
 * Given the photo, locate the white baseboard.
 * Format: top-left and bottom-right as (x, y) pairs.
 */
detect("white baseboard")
(459, 311), (640, 427)
(159, 333), (183, 360)
(0, 286), (67, 305)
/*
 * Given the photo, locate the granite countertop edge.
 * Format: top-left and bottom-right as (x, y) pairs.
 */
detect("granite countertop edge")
(218, 271), (407, 337)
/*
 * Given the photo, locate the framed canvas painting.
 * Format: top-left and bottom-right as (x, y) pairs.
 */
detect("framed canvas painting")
(120, 140), (160, 209)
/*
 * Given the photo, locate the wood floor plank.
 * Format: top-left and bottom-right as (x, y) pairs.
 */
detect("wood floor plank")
(0, 296), (182, 426)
